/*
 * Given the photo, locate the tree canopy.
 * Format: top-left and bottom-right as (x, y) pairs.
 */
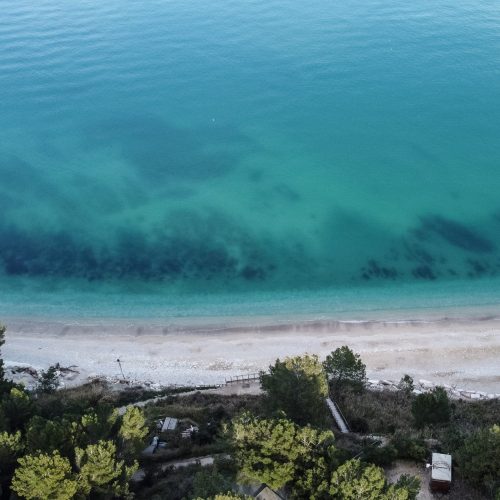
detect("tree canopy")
(0, 430), (24, 489)
(329, 459), (418, 499)
(119, 405), (148, 459)
(260, 354), (329, 426)
(1, 387), (34, 433)
(456, 424), (500, 497)
(323, 346), (366, 393)
(11, 451), (78, 500)
(232, 414), (337, 494)
(76, 439), (137, 498)
(37, 365), (60, 395)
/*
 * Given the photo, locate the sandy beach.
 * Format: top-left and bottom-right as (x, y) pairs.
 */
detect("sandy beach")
(3, 313), (500, 393)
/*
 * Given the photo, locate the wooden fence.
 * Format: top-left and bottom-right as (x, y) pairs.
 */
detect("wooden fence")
(225, 373), (261, 384)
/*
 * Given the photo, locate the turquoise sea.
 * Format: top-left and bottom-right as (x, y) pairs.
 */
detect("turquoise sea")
(1, 0), (500, 319)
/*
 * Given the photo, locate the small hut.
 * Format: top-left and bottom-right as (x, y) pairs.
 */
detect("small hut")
(253, 484), (285, 500)
(160, 416), (178, 433)
(430, 452), (452, 493)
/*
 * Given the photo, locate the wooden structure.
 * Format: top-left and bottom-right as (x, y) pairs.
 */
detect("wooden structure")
(225, 373), (260, 384)
(253, 483), (285, 500)
(326, 397), (350, 433)
(430, 452), (452, 493)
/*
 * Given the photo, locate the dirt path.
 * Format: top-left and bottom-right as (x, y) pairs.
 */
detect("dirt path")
(385, 460), (433, 500)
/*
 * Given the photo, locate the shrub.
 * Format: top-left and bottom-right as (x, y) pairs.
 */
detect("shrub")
(349, 417), (369, 434)
(391, 432), (428, 462)
(411, 387), (451, 429)
(361, 443), (398, 466)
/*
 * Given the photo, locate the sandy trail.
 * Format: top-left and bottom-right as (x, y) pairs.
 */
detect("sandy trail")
(3, 315), (500, 392)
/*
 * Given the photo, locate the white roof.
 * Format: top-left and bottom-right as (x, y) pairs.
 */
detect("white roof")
(431, 453), (452, 482)
(161, 417), (178, 432)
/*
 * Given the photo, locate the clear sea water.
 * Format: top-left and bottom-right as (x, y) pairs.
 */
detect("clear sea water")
(1, 0), (500, 319)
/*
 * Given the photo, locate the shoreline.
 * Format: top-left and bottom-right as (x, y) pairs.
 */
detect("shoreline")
(3, 312), (500, 393)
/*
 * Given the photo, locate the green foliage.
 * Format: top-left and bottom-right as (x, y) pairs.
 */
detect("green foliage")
(361, 442), (398, 466)
(1, 387), (34, 432)
(80, 404), (119, 445)
(11, 451), (78, 500)
(120, 406), (148, 441)
(0, 430), (24, 480)
(411, 387), (451, 428)
(260, 354), (329, 426)
(191, 468), (233, 498)
(394, 474), (420, 500)
(0, 430), (23, 461)
(119, 406), (148, 459)
(456, 424), (500, 497)
(323, 346), (366, 393)
(25, 416), (77, 458)
(76, 439), (137, 498)
(390, 432), (427, 461)
(232, 414), (336, 493)
(328, 459), (418, 499)
(329, 459), (386, 498)
(37, 364), (60, 394)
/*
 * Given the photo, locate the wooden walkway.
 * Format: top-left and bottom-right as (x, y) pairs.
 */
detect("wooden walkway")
(326, 397), (350, 433)
(225, 373), (260, 384)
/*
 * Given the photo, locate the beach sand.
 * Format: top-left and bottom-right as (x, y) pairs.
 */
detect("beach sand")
(3, 313), (500, 393)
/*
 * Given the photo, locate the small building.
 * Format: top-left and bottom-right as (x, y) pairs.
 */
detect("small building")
(430, 452), (452, 493)
(253, 484), (285, 500)
(161, 416), (178, 432)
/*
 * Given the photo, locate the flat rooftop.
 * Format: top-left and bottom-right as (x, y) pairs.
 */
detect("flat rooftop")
(431, 453), (452, 482)
(161, 416), (178, 432)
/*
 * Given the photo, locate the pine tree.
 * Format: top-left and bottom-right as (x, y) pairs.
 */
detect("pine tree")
(119, 406), (148, 458)
(11, 451), (78, 500)
(80, 404), (119, 444)
(1, 388), (34, 432)
(323, 346), (366, 393)
(76, 440), (137, 498)
(0, 430), (24, 489)
(232, 414), (336, 492)
(119, 406), (147, 442)
(328, 459), (419, 499)
(329, 459), (386, 499)
(25, 416), (76, 457)
(260, 354), (329, 426)
(37, 365), (60, 394)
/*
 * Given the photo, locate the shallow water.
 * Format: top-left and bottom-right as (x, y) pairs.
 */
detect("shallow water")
(1, 0), (500, 317)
